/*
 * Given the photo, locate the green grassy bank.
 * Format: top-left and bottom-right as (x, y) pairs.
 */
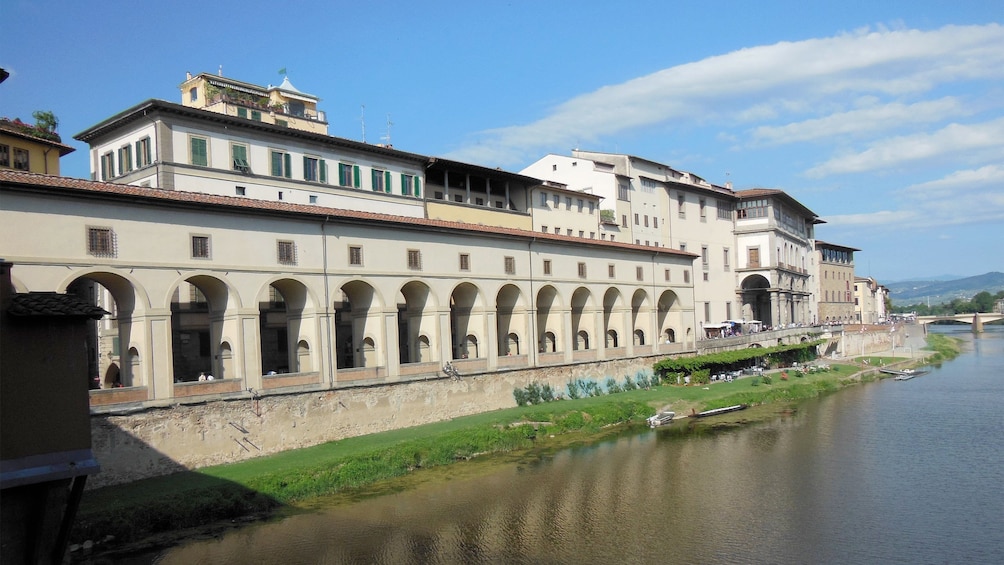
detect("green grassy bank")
(72, 334), (957, 551)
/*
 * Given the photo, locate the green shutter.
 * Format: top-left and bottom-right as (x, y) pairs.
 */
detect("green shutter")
(371, 169), (379, 191)
(237, 107), (248, 119)
(319, 159), (326, 183)
(385, 171), (392, 193)
(284, 153), (292, 178)
(303, 155), (310, 180)
(414, 177), (421, 197)
(271, 151), (282, 176)
(401, 173), (408, 195)
(191, 138), (207, 166)
(353, 165), (360, 188)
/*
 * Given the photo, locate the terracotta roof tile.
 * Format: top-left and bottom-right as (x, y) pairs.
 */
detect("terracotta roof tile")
(8, 292), (109, 318)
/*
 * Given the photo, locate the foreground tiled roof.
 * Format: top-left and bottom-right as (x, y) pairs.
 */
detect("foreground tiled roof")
(8, 292), (109, 318)
(0, 170), (697, 258)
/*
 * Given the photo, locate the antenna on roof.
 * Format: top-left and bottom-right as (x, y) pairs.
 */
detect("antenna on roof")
(381, 114), (393, 147)
(360, 105), (366, 143)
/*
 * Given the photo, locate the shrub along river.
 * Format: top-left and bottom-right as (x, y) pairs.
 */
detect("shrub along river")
(141, 326), (1003, 564)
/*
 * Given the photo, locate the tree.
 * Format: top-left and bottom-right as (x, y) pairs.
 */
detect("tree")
(971, 291), (994, 313)
(32, 110), (58, 133)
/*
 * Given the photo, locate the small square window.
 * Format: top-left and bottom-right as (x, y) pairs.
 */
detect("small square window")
(504, 256), (516, 275)
(608, 264), (615, 278)
(191, 235), (210, 259)
(87, 227), (116, 257)
(236, 186), (246, 196)
(664, 269), (670, 281)
(349, 246), (363, 266)
(309, 195), (318, 204)
(460, 253), (470, 271)
(277, 240), (297, 265)
(543, 259), (552, 275)
(636, 266), (644, 281)
(578, 262), (587, 278)
(683, 270), (691, 284)
(407, 249), (422, 270)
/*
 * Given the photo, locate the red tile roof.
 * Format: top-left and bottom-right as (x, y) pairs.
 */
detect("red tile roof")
(0, 170), (697, 259)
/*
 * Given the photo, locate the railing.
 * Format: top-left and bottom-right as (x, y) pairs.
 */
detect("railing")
(262, 371), (321, 390)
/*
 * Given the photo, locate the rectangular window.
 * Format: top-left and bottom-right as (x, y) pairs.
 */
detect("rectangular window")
(737, 198), (769, 219)
(577, 199), (583, 212)
(683, 270), (690, 284)
(617, 183), (629, 201)
(554, 227), (560, 234)
(460, 253), (470, 271)
(87, 227), (115, 257)
(703, 272), (709, 281)
(236, 186), (246, 196)
(608, 264), (615, 278)
(578, 262), (587, 278)
(726, 303), (733, 319)
(9, 147), (27, 171)
(704, 302), (711, 323)
(309, 195), (318, 204)
(191, 235), (210, 259)
(578, 230), (584, 238)
(566, 229), (573, 236)
(700, 198), (707, 220)
(303, 156), (320, 182)
(0, 144), (8, 167)
(702, 246), (709, 269)
(237, 107), (247, 119)
(543, 259), (552, 275)
(653, 217), (658, 229)
(136, 137), (152, 167)
(748, 247), (761, 268)
(190, 136), (208, 167)
(553, 194), (560, 207)
(541, 226), (548, 233)
(407, 249), (422, 270)
(232, 143), (250, 173)
(338, 163), (357, 187)
(588, 202), (595, 214)
(717, 199), (734, 220)
(349, 245), (363, 266)
(372, 169), (391, 192)
(270, 150), (291, 178)
(636, 266), (644, 281)
(117, 145), (133, 175)
(504, 256), (516, 275)
(644, 215), (649, 227)
(679, 243), (687, 252)
(277, 240), (296, 265)
(723, 248), (731, 270)
(664, 268), (670, 281)
(565, 196), (572, 209)
(540, 192), (548, 206)
(251, 110), (262, 121)
(100, 152), (115, 180)
(634, 213), (639, 225)
(621, 215), (628, 228)
(401, 174), (416, 196)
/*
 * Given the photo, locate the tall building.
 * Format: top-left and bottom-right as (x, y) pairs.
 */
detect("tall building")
(854, 276), (888, 324)
(814, 241), (859, 324)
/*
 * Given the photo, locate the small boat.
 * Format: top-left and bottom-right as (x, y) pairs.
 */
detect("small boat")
(880, 368), (930, 380)
(690, 404), (747, 418)
(647, 411), (676, 427)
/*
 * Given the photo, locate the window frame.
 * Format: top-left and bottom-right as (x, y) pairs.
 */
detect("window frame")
(349, 245), (363, 266)
(459, 253), (471, 271)
(504, 256), (516, 275)
(86, 226), (116, 258)
(189, 135), (209, 167)
(277, 240), (297, 265)
(407, 249), (422, 271)
(191, 234), (211, 259)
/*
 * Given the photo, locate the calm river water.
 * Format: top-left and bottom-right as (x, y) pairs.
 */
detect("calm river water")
(148, 326), (1003, 564)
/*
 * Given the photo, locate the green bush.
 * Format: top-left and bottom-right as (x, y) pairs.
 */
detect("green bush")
(605, 377), (622, 394)
(513, 387), (529, 406)
(761, 374), (773, 385)
(691, 369), (711, 385)
(622, 375), (637, 391)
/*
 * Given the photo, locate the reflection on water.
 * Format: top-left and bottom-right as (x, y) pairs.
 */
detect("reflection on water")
(152, 327), (1004, 565)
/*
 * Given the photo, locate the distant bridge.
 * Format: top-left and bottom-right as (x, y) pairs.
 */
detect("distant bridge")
(916, 312), (1002, 331)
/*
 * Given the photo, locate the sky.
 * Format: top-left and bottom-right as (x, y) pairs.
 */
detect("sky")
(2, 0), (1002, 283)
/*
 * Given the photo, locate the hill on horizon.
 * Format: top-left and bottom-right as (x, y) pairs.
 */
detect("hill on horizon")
(886, 272), (1004, 307)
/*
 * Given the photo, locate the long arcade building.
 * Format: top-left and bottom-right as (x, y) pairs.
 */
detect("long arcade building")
(0, 169), (697, 408)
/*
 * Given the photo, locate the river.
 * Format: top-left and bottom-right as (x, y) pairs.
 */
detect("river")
(146, 325), (1003, 564)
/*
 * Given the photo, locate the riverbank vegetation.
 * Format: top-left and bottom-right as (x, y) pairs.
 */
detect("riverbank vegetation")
(71, 334), (957, 554)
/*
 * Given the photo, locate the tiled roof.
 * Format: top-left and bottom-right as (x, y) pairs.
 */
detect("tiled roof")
(8, 292), (109, 318)
(0, 170), (698, 259)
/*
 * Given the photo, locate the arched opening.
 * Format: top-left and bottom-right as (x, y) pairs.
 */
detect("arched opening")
(259, 279), (311, 375)
(633, 329), (645, 346)
(603, 288), (623, 350)
(506, 333), (520, 356)
(218, 341), (233, 379)
(296, 340), (311, 372)
(399, 281), (435, 364)
(464, 334), (479, 358)
(361, 337), (377, 367)
(570, 287), (593, 351)
(741, 275), (772, 328)
(417, 335), (431, 362)
(170, 275), (234, 382)
(542, 331), (557, 353)
(664, 328), (676, 343)
(335, 281), (381, 369)
(536, 286), (560, 354)
(606, 329), (619, 348)
(66, 272), (139, 388)
(577, 330), (590, 350)
(450, 282), (484, 360)
(103, 363), (121, 388)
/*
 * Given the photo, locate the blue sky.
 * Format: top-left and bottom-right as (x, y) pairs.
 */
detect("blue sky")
(2, 0), (1002, 283)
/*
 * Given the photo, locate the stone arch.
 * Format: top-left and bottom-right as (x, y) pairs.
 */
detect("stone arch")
(570, 287), (594, 351)
(398, 280), (438, 364)
(606, 329), (619, 348)
(496, 284), (527, 356)
(663, 328), (676, 343)
(657, 290), (681, 345)
(63, 269), (148, 388)
(603, 288), (624, 350)
(633, 329), (646, 346)
(257, 278), (315, 375)
(218, 341), (234, 379)
(450, 281), (485, 360)
(167, 274), (239, 382)
(631, 289), (651, 348)
(103, 363), (121, 388)
(741, 274), (772, 328)
(296, 340), (312, 372)
(536, 285), (562, 353)
(336, 280), (384, 369)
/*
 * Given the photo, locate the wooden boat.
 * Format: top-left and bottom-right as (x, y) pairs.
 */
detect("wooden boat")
(690, 404), (747, 418)
(647, 411), (676, 427)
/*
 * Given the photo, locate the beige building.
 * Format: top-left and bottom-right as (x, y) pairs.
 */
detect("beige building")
(854, 276), (888, 324)
(0, 118), (75, 176)
(1, 169), (697, 408)
(734, 189), (819, 328)
(813, 241), (859, 324)
(522, 151), (739, 329)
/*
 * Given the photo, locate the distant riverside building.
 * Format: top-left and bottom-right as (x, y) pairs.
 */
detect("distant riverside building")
(814, 241), (859, 324)
(854, 276), (889, 324)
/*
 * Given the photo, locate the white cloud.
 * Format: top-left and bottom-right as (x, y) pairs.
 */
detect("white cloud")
(804, 117), (1004, 177)
(751, 97), (972, 145)
(447, 23), (1004, 167)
